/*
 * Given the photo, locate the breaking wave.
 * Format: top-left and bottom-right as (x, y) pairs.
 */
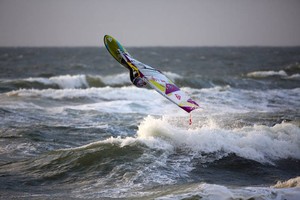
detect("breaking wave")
(247, 70), (288, 78)
(0, 72), (183, 92)
(246, 63), (300, 80)
(247, 70), (300, 80)
(1, 74), (123, 90)
(155, 182), (300, 200)
(63, 115), (300, 165)
(5, 85), (300, 117)
(273, 176), (300, 188)
(136, 116), (300, 164)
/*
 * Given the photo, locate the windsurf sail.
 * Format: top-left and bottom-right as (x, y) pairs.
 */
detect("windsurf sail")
(120, 51), (199, 113)
(104, 35), (199, 113)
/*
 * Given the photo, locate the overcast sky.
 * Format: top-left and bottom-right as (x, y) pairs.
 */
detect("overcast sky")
(0, 0), (300, 47)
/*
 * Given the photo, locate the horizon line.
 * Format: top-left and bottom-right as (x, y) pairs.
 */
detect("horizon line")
(1, 45), (300, 48)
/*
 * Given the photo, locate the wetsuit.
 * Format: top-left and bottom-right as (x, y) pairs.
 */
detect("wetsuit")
(128, 67), (146, 87)
(120, 57), (146, 87)
(120, 50), (147, 87)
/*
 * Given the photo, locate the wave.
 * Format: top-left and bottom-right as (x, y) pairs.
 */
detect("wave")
(247, 70), (300, 80)
(53, 110), (299, 163)
(247, 70), (288, 78)
(1, 74), (121, 90)
(5, 134), (299, 199)
(5, 86), (300, 117)
(61, 115), (300, 164)
(153, 182), (300, 200)
(2, 114), (299, 199)
(284, 73), (300, 80)
(136, 116), (300, 164)
(0, 72), (183, 91)
(6, 86), (160, 101)
(247, 63), (300, 80)
(273, 176), (300, 188)
(151, 183), (300, 200)
(37, 117), (300, 198)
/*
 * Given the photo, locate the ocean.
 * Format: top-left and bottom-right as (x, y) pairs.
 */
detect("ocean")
(0, 47), (299, 199)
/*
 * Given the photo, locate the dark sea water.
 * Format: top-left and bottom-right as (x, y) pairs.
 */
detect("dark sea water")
(0, 47), (300, 199)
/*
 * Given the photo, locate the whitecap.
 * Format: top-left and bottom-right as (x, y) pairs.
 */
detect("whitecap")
(25, 74), (89, 89)
(273, 177), (300, 188)
(137, 116), (300, 163)
(247, 70), (287, 78)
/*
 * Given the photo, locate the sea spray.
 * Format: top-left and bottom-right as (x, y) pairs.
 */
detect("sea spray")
(137, 116), (300, 164)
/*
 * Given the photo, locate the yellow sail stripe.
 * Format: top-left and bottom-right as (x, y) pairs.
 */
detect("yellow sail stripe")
(149, 80), (165, 93)
(126, 60), (140, 76)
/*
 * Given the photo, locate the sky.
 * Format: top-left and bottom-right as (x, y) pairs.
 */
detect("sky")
(0, 0), (300, 47)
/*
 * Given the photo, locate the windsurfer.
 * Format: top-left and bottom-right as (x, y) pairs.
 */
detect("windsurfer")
(118, 49), (146, 87)
(129, 67), (147, 87)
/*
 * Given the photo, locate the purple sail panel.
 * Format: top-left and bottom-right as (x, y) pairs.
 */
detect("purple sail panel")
(180, 98), (199, 113)
(180, 106), (198, 113)
(187, 98), (199, 107)
(165, 83), (180, 95)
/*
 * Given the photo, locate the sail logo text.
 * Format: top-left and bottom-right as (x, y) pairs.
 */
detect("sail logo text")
(175, 94), (181, 100)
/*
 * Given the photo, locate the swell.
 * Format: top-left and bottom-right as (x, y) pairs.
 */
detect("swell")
(0, 140), (145, 188)
(1, 117), (299, 199)
(0, 74), (106, 92)
(246, 62), (300, 78)
(1, 61), (299, 94)
(0, 72), (183, 93)
(244, 62), (300, 89)
(1, 132), (299, 193)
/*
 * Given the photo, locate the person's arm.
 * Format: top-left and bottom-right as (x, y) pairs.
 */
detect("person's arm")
(129, 67), (134, 83)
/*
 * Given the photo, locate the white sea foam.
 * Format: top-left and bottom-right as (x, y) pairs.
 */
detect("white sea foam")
(24, 73), (129, 89)
(136, 116), (300, 163)
(273, 177), (300, 188)
(68, 115), (300, 199)
(247, 69), (300, 80)
(26, 75), (89, 88)
(7, 86), (151, 100)
(73, 181), (300, 199)
(49, 75), (89, 88)
(284, 73), (300, 80)
(247, 70), (288, 78)
(5, 86), (182, 114)
(5, 85), (300, 116)
(10, 73), (300, 118)
(25, 77), (53, 85)
(70, 131), (300, 200)
(64, 136), (139, 152)
(72, 114), (300, 164)
(21, 71), (182, 89)
(157, 183), (300, 200)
